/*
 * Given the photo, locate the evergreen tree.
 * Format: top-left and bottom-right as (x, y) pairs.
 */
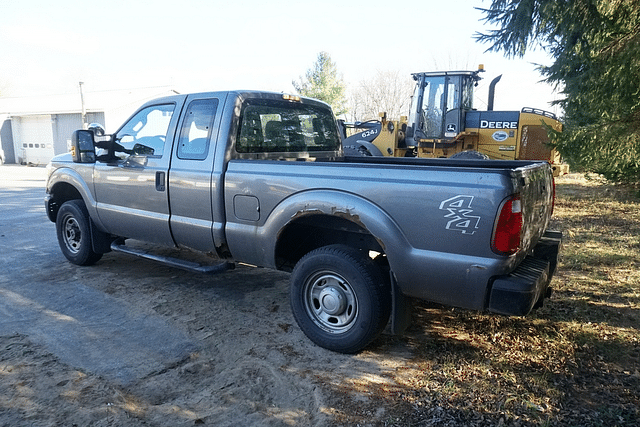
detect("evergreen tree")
(476, 0), (640, 185)
(293, 52), (348, 117)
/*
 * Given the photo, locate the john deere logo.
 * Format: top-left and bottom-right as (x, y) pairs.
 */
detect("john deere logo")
(492, 131), (509, 142)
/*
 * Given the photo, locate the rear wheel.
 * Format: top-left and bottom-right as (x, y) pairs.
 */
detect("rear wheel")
(56, 200), (103, 266)
(290, 245), (391, 353)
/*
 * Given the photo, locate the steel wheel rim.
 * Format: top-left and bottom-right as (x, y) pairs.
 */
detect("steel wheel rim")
(303, 271), (358, 333)
(62, 215), (82, 254)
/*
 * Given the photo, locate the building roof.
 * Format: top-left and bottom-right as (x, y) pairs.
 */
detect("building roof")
(0, 86), (179, 116)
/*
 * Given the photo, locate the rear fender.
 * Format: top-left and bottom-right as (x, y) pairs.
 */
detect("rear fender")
(228, 189), (411, 272)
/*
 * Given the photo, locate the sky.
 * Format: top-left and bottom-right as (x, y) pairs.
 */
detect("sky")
(0, 0), (561, 117)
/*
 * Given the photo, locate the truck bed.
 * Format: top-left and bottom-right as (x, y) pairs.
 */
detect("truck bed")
(343, 155), (547, 171)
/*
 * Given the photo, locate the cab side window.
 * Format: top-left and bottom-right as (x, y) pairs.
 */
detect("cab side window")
(177, 99), (218, 160)
(115, 104), (175, 158)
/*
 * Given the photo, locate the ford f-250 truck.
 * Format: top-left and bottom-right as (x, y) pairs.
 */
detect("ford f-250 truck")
(45, 91), (561, 353)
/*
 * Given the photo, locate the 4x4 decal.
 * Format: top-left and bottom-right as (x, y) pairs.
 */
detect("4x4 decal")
(439, 195), (481, 235)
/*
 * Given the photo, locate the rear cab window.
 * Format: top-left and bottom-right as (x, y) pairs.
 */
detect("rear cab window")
(177, 99), (218, 161)
(235, 98), (340, 159)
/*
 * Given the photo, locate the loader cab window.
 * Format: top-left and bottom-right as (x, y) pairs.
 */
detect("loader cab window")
(461, 76), (474, 110)
(235, 98), (340, 158)
(418, 75), (468, 138)
(113, 104), (175, 159)
(419, 76), (446, 138)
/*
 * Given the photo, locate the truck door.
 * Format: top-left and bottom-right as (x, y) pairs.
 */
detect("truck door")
(167, 95), (222, 252)
(93, 100), (184, 245)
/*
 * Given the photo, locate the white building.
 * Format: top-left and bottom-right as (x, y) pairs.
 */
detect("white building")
(0, 86), (178, 165)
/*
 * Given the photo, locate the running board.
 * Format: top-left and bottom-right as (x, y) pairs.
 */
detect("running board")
(110, 239), (233, 274)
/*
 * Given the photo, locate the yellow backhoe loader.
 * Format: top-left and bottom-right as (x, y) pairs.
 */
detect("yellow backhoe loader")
(341, 66), (569, 176)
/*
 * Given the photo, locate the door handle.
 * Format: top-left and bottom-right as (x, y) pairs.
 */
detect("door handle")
(155, 171), (166, 191)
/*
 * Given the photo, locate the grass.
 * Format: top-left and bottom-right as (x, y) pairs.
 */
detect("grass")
(373, 174), (640, 426)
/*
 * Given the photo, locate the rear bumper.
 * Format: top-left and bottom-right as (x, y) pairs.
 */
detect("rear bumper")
(488, 230), (562, 316)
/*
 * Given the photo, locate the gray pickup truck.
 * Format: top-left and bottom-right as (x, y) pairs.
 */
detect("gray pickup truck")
(45, 91), (561, 353)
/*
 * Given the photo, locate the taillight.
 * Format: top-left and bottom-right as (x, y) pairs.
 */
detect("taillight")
(492, 195), (523, 255)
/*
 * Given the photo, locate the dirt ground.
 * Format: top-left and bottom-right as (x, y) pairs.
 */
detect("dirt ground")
(1, 167), (638, 426)
(1, 262), (407, 427)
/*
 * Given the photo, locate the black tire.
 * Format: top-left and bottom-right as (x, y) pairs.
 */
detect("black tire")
(450, 150), (490, 160)
(290, 244), (391, 353)
(56, 200), (103, 266)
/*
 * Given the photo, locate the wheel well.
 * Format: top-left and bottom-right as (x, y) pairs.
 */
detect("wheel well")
(275, 214), (384, 271)
(47, 182), (83, 222)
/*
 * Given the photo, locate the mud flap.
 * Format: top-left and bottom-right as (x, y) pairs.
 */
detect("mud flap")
(90, 219), (113, 254)
(390, 272), (412, 335)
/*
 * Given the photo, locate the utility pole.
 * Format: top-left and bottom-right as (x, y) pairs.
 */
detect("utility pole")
(79, 81), (87, 129)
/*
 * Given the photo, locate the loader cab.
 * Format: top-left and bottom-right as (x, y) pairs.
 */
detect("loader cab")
(407, 69), (483, 144)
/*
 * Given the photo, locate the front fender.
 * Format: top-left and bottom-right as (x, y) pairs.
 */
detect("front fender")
(46, 165), (105, 230)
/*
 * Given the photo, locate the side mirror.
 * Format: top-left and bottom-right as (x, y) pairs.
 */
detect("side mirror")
(70, 130), (96, 163)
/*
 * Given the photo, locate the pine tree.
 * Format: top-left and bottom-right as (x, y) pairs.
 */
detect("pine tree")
(292, 52), (348, 117)
(476, 0), (640, 185)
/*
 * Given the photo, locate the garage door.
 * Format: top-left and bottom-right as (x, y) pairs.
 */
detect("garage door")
(13, 115), (56, 165)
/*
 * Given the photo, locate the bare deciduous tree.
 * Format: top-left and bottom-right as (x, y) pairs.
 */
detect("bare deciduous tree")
(348, 70), (414, 122)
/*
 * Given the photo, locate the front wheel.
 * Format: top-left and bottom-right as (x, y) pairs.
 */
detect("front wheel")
(56, 200), (103, 266)
(290, 245), (391, 353)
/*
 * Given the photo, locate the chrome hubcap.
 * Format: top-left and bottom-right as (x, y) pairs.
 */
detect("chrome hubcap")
(63, 216), (82, 254)
(304, 272), (357, 333)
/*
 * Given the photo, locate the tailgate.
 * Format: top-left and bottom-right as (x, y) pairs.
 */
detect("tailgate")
(513, 162), (555, 255)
